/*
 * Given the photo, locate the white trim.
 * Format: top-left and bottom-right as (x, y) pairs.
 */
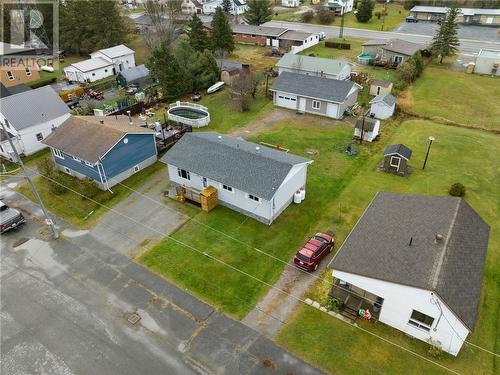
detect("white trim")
(385, 152), (408, 161)
(133, 164), (140, 173)
(53, 148), (64, 159)
(389, 156), (401, 169)
(177, 168), (191, 180)
(312, 100), (321, 110)
(6, 70), (14, 80)
(25, 66), (32, 76)
(221, 184), (234, 193)
(63, 167), (71, 175)
(84, 161), (94, 167)
(271, 89), (346, 104)
(72, 155), (81, 162)
(247, 193), (260, 202)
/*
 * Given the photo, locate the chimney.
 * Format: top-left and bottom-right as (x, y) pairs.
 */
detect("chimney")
(127, 110), (132, 124)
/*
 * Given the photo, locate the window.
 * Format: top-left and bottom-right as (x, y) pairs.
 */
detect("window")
(177, 168), (190, 180)
(25, 66), (32, 76)
(133, 165), (140, 172)
(394, 55), (404, 64)
(72, 155), (81, 162)
(389, 156), (401, 169)
(92, 72), (96, 76)
(104, 69), (108, 73)
(248, 194), (260, 202)
(408, 310), (434, 331)
(63, 167), (71, 175)
(222, 184), (233, 192)
(84, 161), (93, 167)
(7, 71), (14, 80)
(202, 177), (208, 188)
(312, 100), (321, 110)
(53, 148), (64, 159)
(35, 133), (43, 141)
(377, 86), (381, 95)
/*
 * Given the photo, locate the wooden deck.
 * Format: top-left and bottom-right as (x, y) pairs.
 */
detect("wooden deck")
(329, 279), (381, 321)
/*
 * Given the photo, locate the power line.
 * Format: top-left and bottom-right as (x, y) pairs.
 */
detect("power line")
(23, 169), (467, 374)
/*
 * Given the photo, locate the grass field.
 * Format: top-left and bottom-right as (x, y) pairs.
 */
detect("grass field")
(276, 120), (500, 375)
(18, 161), (165, 228)
(138, 117), (403, 319)
(228, 44), (280, 71)
(409, 64), (500, 130)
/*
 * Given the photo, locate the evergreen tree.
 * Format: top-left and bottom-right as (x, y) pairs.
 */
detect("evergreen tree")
(188, 13), (210, 52)
(60, 0), (130, 55)
(243, 0), (273, 26)
(222, 0), (232, 14)
(210, 7), (235, 54)
(431, 7), (460, 64)
(355, 0), (374, 23)
(147, 43), (191, 100)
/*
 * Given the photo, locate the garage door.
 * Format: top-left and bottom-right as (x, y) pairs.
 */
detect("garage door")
(275, 94), (298, 110)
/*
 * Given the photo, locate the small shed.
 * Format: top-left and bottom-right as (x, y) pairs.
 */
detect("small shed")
(354, 117), (380, 142)
(370, 79), (393, 96)
(116, 64), (150, 88)
(383, 144), (412, 175)
(370, 93), (396, 120)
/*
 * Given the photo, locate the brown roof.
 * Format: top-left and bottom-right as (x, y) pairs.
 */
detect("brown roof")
(371, 79), (392, 88)
(355, 117), (379, 131)
(42, 116), (154, 163)
(363, 39), (422, 56)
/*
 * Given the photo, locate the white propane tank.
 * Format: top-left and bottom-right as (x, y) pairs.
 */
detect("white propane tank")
(300, 187), (305, 201)
(293, 190), (302, 204)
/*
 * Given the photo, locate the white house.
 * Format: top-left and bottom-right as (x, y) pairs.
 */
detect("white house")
(474, 49), (500, 76)
(329, 192), (490, 356)
(203, 0), (247, 15)
(281, 0), (300, 7)
(160, 132), (313, 225)
(0, 86), (70, 158)
(353, 117), (380, 142)
(278, 31), (319, 54)
(63, 58), (114, 83)
(370, 93), (396, 119)
(270, 72), (359, 119)
(90, 44), (136, 74)
(326, 0), (354, 14)
(276, 53), (352, 81)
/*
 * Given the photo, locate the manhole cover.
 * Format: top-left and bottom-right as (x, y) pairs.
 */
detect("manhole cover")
(127, 312), (141, 325)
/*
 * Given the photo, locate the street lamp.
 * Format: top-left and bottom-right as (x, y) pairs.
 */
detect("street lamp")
(422, 136), (435, 170)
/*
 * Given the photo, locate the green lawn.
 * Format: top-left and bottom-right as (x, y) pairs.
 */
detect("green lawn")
(127, 33), (151, 65)
(228, 44), (280, 72)
(18, 160), (165, 228)
(276, 120), (500, 375)
(409, 64), (500, 130)
(35, 55), (86, 83)
(139, 118), (399, 319)
(342, 3), (408, 31)
(299, 38), (365, 61)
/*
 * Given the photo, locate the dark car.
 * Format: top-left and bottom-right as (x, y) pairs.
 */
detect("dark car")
(406, 16), (419, 23)
(0, 201), (25, 234)
(293, 232), (334, 272)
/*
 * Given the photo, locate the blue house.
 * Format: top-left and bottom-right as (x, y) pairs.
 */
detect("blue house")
(42, 116), (157, 190)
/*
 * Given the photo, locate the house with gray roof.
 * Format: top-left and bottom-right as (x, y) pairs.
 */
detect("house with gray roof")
(276, 54), (352, 81)
(0, 85), (70, 159)
(410, 6), (500, 25)
(362, 39), (422, 66)
(160, 132), (313, 225)
(370, 93), (396, 119)
(270, 72), (359, 119)
(116, 64), (150, 88)
(329, 192), (490, 356)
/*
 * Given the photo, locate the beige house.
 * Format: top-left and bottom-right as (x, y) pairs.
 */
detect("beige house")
(0, 42), (40, 88)
(370, 79), (393, 96)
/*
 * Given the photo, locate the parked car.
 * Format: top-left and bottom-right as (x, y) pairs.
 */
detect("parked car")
(405, 16), (418, 23)
(0, 201), (26, 234)
(293, 232), (334, 271)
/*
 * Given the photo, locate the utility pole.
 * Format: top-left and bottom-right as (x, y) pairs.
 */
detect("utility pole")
(339, 4), (345, 39)
(0, 120), (58, 239)
(422, 136), (435, 170)
(381, 0), (388, 31)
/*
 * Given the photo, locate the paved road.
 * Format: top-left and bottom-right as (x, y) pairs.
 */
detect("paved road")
(1, 184), (325, 375)
(264, 20), (500, 53)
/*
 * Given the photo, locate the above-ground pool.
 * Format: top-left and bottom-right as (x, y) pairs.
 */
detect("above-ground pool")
(357, 53), (373, 65)
(167, 102), (210, 128)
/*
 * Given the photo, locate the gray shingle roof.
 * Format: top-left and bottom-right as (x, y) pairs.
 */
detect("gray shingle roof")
(271, 72), (357, 103)
(0, 86), (69, 131)
(94, 44), (134, 59)
(276, 54), (351, 76)
(371, 93), (396, 107)
(363, 39), (422, 56)
(278, 30), (313, 41)
(160, 132), (311, 200)
(42, 116), (154, 164)
(119, 64), (150, 83)
(204, 23), (287, 37)
(384, 144), (412, 159)
(329, 192), (489, 331)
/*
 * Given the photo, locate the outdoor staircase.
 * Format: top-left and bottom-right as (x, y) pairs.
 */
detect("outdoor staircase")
(340, 294), (362, 321)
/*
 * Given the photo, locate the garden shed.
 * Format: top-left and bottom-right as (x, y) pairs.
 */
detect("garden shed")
(370, 93), (396, 119)
(354, 117), (380, 142)
(383, 144), (412, 175)
(116, 64), (150, 88)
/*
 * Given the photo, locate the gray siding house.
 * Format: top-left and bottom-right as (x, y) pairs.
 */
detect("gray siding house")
(362, 39), (422, 66)
(161, 132), (313, 225)
(270, 72), (359, 119)
(276, 53), (352, 80)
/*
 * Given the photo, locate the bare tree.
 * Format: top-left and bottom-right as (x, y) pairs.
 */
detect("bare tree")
(142, 0), (182, 50)
(230, 70), (253, 112)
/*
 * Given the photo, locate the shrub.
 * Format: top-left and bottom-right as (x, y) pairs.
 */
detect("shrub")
(29, 77), (57, 89)
(316, 8), (335, 24)
(37, 158), (68, 195)
(78, 177), (100, 200)
(375, 11), (381, 19)
(301, 10), (314, 23)
(356, 0), (374, 23)
(449, 183), (466, 197)
(427, 339), (444, 358)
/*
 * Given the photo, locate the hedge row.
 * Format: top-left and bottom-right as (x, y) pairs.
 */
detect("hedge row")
(29, 76), (57, 89)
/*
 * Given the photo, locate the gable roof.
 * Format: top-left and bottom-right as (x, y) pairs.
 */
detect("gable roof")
(41, 116), (154, 164)
(69, 57), (113, 72)
(276, 54), (351, 76)
(329, 192), (490, 331)
(278, 30), (314, 42)
(271, 72), (357, 103)
(94, 44), (134, 59)
(119, 64), (150, 82)
(371, 93), (396, 107)
(216, 59), (243, 72)
(363, 39), (422, 56)
(0, 86), (69, 131)
(355, 117), (379, 131)
(371, 79), (392, 88)
(0, 82), (31, 98)
(410, 6), (500, 16)
(160, 132), (311, 200)
(384, 144), (412, 159)
(204, 23), (287, 37)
